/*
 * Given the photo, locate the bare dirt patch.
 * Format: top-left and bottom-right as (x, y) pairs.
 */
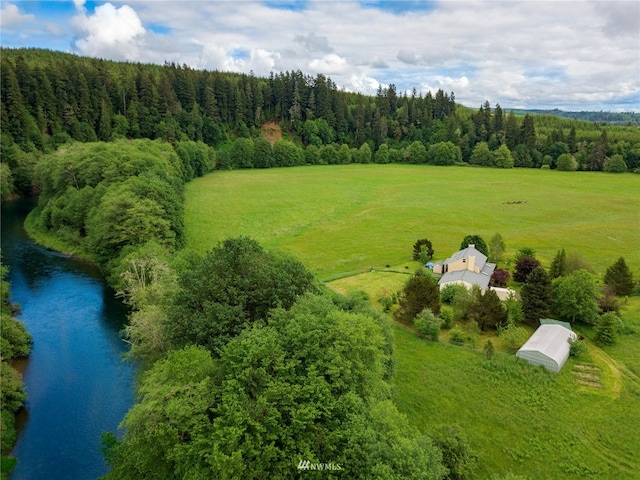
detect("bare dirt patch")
(574, 379), (603, 387)
(261, 121), (283, 144)
(574, 364), (601, 371)
(572, 371), (600, 380)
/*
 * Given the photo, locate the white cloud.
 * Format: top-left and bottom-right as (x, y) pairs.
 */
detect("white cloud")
(347, 74), (381, 95)
(70, 3), (146, 61)
(309, 54), (348, 75)
(6, 0), (636, 110)
(73, 0), (87, 12)
(0, 3), (35, 27)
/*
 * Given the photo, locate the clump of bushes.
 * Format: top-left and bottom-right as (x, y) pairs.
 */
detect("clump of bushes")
(414, 308), (442, 341)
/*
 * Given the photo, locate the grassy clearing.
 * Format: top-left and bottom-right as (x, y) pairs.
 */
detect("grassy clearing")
(392, 326), (640, 479)
(185, 165), (640, 279)
(185, 165), (640, 478)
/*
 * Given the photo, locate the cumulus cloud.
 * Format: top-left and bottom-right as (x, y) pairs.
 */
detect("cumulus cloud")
(71, 3), (146, 61)
(309, 54), (349, 75)
(347, 73), (381, 94)
(0, 3), (35, 27)
(73, 0), (87, 12)
(6, 0), (637, 110)
(294, 32), (333, 54)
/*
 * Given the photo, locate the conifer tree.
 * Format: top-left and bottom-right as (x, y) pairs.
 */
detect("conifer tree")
(603, 257), (634, 296)
(521, 267), (552, 325)
(549, 249), (567, 278)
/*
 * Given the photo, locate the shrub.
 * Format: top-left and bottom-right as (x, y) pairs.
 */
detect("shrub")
(490, 268), (510, 287)
(379, 296), (393, 313)
(598, 287), (620, 314)
(483, 339), (495, 359)
(500, 325), (529, 353)
(594, 312), (621, 346)
(556, 153), (578, 171)
(441, 283), (467, 304)
(603, 154), (627, 173)
(439, 309), (453, 329)
(568, 336), (588, 357)
(432, 425), (478, 480)
(449, 327), (465, 345)
(414, 309), (442, 341)
(505, 294), (524, 325)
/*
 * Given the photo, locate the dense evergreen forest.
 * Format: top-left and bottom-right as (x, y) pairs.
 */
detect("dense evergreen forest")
(507, 108), (640, 126)
(2, 48), (639, 479)
(2, 48), (640, 203)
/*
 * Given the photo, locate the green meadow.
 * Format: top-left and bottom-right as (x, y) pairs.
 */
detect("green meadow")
(185, 164), (640, 279)
(185, 165), (640, 478)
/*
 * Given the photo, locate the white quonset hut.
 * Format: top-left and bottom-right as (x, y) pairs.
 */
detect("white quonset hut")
(516, 324), (576, 373)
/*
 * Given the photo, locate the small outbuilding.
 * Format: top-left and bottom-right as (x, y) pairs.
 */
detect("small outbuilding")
(516, 324), (576, 373)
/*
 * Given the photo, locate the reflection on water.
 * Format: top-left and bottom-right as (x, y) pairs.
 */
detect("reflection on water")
(2, 198), (135, 480)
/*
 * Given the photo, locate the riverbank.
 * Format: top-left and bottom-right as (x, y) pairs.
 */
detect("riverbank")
(23, 208), (98, 266)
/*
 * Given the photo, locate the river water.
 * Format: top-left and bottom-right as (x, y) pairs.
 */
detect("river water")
(2, 198), (135, 480)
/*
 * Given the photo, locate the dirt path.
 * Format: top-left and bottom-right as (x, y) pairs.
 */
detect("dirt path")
(582, 337), (623, 398)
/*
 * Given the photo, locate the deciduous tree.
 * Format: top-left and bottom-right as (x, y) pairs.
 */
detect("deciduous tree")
(493, 144), (514, 168)
(470, 141), (493, 166)
(459, 235), (488, 257)
(552, 270), (599, 324)
(513, 257), (541, 283)
(165, 236), (314, 353)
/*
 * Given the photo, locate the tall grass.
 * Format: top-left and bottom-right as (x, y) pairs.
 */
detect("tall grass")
(392, 326), (640, 479)
(185, 164), (640, 278)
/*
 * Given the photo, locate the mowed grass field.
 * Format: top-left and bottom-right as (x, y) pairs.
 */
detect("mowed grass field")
(185, 165), (640, 478)
(185, 164), (640, 279)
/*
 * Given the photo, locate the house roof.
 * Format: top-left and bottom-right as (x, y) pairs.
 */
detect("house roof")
(438, 262), (496, 290)
(444, 245), (488, 270)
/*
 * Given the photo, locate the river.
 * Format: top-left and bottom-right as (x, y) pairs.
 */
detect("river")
(1, 198), (135, 480)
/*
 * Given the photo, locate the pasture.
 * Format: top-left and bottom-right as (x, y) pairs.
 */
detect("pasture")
(185, 164), (640, 279)
(185, 165), (640, 478)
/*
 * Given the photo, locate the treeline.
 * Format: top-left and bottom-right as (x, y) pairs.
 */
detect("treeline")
(0, 263), (32, 478)
(27, 139), (213, 277)
(508, 108), (640, 126)
(2, 48), (640, 201)
(0, 47), (454, 151)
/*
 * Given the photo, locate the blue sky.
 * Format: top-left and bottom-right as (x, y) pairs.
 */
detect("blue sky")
(2, 0), (639, 111)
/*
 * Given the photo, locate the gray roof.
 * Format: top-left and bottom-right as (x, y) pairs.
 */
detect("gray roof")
(443, 245), (488, 270)
(438, 262), (496, 291)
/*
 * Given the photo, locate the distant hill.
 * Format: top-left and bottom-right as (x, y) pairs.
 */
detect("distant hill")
(504, 108), (640, 126)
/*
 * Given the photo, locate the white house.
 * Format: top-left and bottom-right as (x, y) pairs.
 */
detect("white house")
(516, 324), (576, 373)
